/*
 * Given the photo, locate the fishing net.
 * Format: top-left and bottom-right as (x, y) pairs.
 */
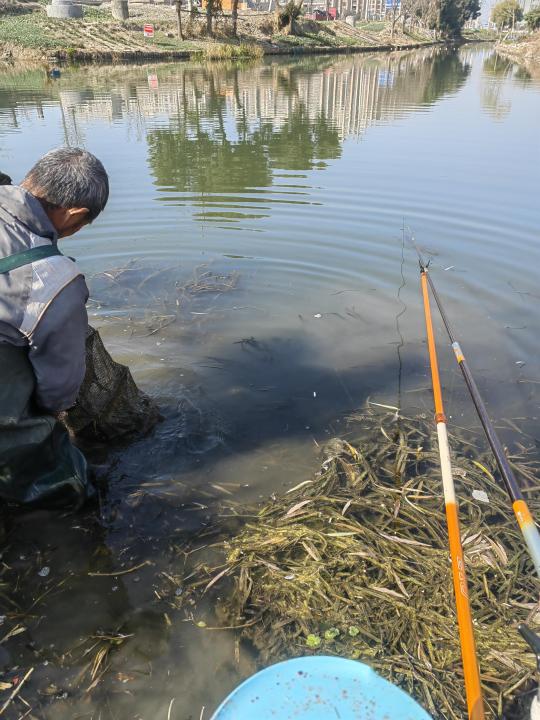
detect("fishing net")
(65, 326), (161, 443)
(170, 407), (540, 720)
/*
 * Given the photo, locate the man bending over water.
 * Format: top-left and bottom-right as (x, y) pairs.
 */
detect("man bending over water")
(0, 148), (109, 507)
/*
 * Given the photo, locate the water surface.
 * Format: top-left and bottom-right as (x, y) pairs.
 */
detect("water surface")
(0, 45), (539, 719)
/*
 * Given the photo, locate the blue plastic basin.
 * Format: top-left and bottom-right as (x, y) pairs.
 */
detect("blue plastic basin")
(211, 655), (434, 719)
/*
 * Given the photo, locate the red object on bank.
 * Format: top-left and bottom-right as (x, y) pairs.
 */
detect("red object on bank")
(306, 9), (336, 19)
(143, 24), (155, 37)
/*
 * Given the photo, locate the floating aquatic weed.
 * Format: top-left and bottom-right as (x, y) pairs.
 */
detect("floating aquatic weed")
(173, 407), (540, 720)
(88, 261), (240, 339)
(179, 265), (240, 298)
(324, 628), (340, 641)
(305, 634), (322, 649)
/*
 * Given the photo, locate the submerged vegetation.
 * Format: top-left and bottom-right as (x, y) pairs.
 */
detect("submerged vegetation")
(172, 407), (540, 719)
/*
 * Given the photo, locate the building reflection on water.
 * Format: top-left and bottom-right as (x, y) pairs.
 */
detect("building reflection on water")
(0, 48), (472, 218)
(0, 48), (471, 141)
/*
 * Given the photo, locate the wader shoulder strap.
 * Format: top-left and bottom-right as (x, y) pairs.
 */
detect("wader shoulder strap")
(0, 245), (63, 274)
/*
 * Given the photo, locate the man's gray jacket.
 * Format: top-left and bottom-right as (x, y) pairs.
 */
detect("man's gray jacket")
(0, 185), (88, 412)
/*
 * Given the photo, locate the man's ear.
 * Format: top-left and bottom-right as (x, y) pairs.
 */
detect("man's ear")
(59, 207), (90, 238)
(42, 204), (91, 238)
(68, 207), (90, 225)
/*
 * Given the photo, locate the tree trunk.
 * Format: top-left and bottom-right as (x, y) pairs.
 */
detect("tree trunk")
(111, 0), (129, 20)
(293, 0), (303, 32)
(325, 0), (329, 16)
(206, 0), (213, 35)
(232, 0), (239, 36)
(176, 0), (184, 39)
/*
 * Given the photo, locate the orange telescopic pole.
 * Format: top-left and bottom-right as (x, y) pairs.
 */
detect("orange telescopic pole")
(420, 267), (485, 720)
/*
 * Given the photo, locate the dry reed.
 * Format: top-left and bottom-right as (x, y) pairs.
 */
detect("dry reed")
(178, 407), (540, 719)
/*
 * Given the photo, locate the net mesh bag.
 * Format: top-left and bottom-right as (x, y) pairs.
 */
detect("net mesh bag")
(66, 326), (161, 443)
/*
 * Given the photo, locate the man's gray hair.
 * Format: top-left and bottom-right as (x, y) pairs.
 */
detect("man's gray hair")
(23, 147), (109, 222)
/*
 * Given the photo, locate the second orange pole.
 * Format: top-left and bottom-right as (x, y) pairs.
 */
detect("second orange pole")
(420, 268), (485, 720)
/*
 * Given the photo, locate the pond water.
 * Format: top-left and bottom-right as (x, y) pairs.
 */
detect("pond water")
(0, 45), (539, 719)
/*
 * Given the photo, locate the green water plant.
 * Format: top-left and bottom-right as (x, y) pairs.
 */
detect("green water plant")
(305, 634), (321, 648)
(176, 407), (540, 720)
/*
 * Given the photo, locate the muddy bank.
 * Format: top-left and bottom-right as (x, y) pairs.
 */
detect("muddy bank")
(2, 36), (490, 67)
(496, 31), (540, 76)
(0, 4), (492, 65)
(39, 39), (446, 65)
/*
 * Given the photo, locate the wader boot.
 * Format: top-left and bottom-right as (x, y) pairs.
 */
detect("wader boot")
(0, 343), (93, 508)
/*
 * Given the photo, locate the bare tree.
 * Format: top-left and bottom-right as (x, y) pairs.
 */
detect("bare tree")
(232, 0), (239, 35)
(176, 0), (184, 39)
(388, 0), (402, 38)
(275, 0), (304, 34)
(399, 0), (439, 32)
(400, 0), (415, 31)
(206, 0), (215, 35)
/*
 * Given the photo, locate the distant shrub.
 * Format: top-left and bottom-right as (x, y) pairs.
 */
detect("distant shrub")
(239, 41), (264, 57)
(259, 18), (274, 35)
(524, 7), (540, 30)
(275, 0), (304, 35)
(491, 0), (523, 29)
(203, 42), (263, 60)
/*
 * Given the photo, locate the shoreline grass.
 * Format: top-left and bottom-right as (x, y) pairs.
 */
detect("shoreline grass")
(0, 7), (475, 64)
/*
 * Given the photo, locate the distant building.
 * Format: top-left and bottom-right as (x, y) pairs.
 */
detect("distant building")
(262, 0), (392, 12)
(322, 0), (385, 20)
(201, 0), (248, 10)
(303, 0), (386, 19)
